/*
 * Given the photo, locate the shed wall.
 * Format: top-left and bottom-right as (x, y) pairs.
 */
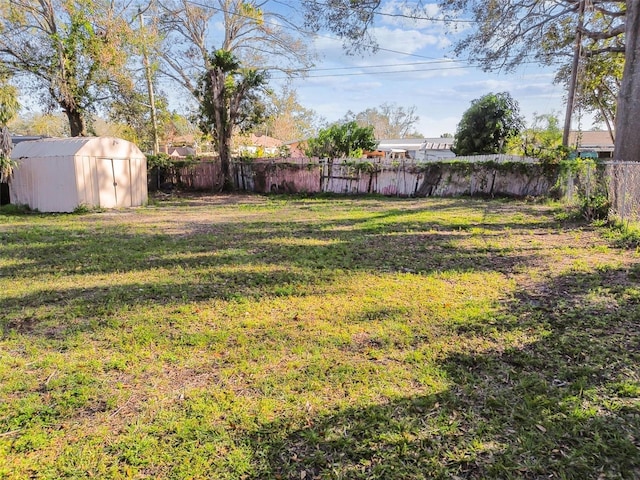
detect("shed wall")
(10, 155), (79, 212)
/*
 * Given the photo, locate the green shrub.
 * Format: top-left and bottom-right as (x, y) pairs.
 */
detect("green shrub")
(580, 194), (610, 221)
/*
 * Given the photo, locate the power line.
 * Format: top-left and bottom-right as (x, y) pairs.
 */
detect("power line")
(269, 64), (477, 80)
(276, 0), (478, 24)
(373, 11), (476, 24)
(157, 0), (571, 92)
(181, 0), (570, 68)
(344, 3), (476, 23)
(268, 59), (562, 80)
(303, 60), (464, 71)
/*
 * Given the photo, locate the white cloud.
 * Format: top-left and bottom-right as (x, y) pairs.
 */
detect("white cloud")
(368, 26), (450, 55)
(378, 0), (446, 29)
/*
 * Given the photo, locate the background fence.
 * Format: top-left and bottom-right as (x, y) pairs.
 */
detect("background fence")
(153, 157), (557, 198)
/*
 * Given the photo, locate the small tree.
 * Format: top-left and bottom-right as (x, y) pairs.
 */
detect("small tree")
(507, 113), (564, 162)
(306, 121), (376, 158)
(197, 49), (268, 190)
(0, 72), (20, 183)
(453, 92), (524, 156)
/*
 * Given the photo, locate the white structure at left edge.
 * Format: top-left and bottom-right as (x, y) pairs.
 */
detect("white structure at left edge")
(10, 137), (147, 212)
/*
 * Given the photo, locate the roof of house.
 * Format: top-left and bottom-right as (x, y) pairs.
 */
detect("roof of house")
(11, 135), (48, 145)
(568, 130), (614, 151)
(168, 146), (196, 157)
(237, 133), (283, 149)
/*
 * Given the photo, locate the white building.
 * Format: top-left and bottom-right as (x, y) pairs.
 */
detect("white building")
(376, 138), (455, 161)
(10, 137), (147, 212)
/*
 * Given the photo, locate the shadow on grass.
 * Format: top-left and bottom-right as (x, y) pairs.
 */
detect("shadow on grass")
(1, 237), (538, 340)
(2, 198), (558, 339)
(245, 266), (640, 479)
(1, 211), (552, 279)
(0, 266), (335, 338)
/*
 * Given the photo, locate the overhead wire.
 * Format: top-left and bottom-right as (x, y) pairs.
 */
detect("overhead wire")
(271, 0), (479, 23)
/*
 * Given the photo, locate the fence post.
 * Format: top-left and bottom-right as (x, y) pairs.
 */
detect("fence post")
(621, 163), (628, 223)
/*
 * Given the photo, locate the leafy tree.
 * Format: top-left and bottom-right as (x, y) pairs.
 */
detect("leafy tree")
(556, 50), (623, 144)
(0, 71), (19, 182)
(507, 113), (564, 162)
(303, 0), (386, 54)
(344, 103), (422, 139)
(306, 121), (376, 158)
(105, 90), (181, 153)
(197, 49), (268, 190)
(453, 92), (524, 156)
(156, 0), (315, 167)
(434, 0), (632, 160)
(9, 113), (69, 137)
(0, 0), (139, 137)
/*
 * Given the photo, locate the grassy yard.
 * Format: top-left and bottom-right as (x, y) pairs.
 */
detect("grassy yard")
(1, 194), (639, 479)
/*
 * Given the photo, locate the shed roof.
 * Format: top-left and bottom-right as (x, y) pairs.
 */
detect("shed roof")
(11, 137), (145, 159)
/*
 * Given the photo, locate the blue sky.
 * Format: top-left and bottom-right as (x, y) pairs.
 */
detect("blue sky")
(275, 1), (579, 137)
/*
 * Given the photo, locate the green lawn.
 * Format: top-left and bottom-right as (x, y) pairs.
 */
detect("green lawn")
(1, 194), (639, 479)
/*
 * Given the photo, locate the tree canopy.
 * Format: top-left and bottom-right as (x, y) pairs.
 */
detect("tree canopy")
(306, 121), (377, 158)
(453, 92), (524, 156)
(343, 103), (422, 139)
(0, 70), (19, 182)
(261, 83), (324, 141)
(506, 113), (564, 162)
(157, 0), (313, 97)
(0, 0), (139, 136)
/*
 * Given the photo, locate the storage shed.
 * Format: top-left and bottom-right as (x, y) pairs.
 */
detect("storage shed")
(10, 137), (147, 212)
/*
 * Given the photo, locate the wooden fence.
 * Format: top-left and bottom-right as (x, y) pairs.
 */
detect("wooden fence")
(151, 157), (559, 198)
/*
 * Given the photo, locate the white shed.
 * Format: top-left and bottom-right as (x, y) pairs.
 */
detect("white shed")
(10, 137), (147, 212)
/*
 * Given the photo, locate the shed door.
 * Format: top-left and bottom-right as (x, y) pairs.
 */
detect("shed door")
(98, 158), (132, 208)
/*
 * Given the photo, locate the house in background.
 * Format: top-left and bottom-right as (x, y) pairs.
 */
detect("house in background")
(376, 138), (455, 161)
(568, 130), (615, 159)
(234, 133), (283, 157)
(168, 146), (196, 158)
(282, 139), (308, 158)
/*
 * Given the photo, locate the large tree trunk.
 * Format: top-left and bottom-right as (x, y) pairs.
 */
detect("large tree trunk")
(209, 66), (234, 192)
(64, 106), (87, 137)
(614, 1), (640, 161)
(217, 125), (234, 192)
